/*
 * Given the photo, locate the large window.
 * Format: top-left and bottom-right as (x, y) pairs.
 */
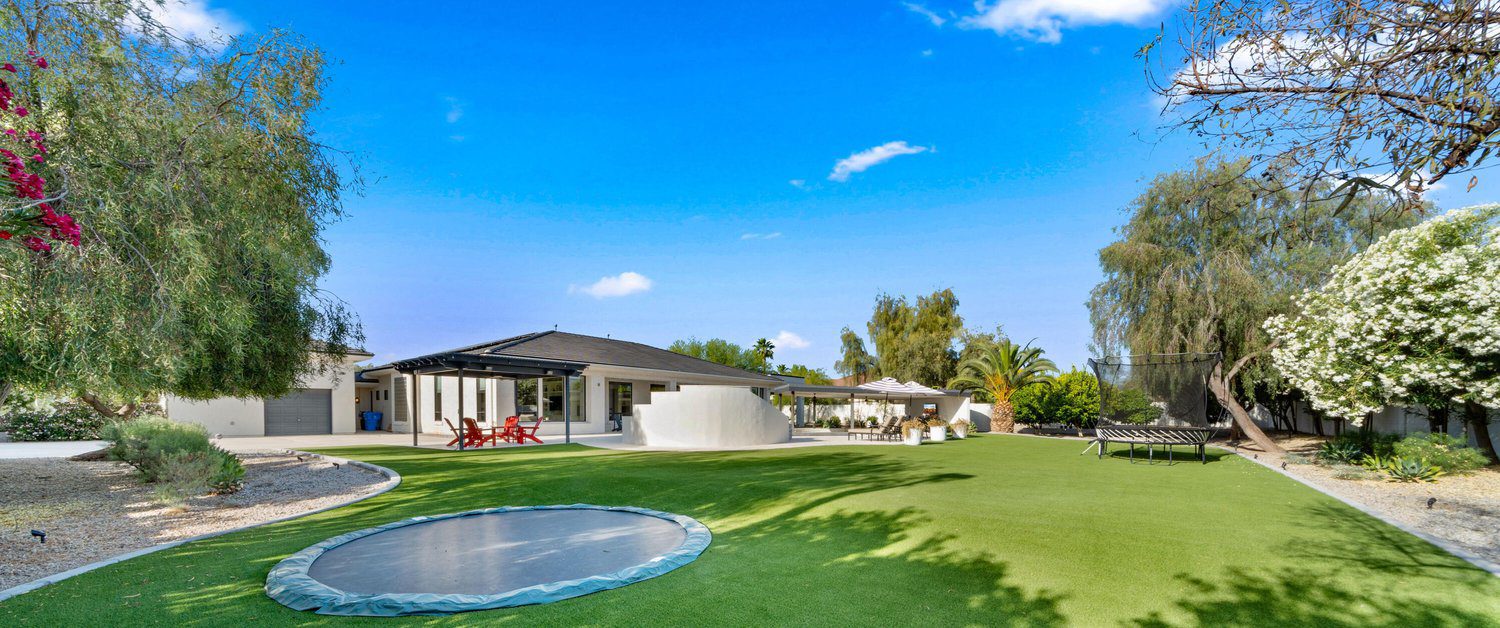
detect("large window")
(609, 382), (633, 416)
(432, 377), (443, 422)
(476, 379), (487, 422)
(541, 376), (586, 422)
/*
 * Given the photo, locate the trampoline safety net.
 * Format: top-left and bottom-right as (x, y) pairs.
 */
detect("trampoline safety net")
(1088, 353), (1223, 428)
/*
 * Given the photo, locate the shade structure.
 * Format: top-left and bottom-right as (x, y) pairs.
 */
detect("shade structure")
(856, 378), (948, 397)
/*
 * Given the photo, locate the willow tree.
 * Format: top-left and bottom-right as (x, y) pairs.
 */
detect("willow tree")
(1149, 0), (1500, 213)
(0, 2), (360, 414)
(867, 289), (963, 386)
(1089, 158), (1418, 454)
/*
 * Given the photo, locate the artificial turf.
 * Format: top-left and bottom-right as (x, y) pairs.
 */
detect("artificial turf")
(2, 435), (1497, 626)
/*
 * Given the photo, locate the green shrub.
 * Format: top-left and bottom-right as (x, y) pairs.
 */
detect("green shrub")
(4, 404), (108, 441)
(1330, 431), (1400, 458)
(1109, 388), (1163, 425)
(1012, 370), (1102, 431)
(1318, 440), (1365, 465)
(102, 417), (244, 495)
(1392, 433), (1489, 474)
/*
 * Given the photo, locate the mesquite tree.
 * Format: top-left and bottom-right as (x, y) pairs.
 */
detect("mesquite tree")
(1089, 159), (1417, 454)
(1267, 206), (1500, 463)
(0, 2), (361, 414)
(1148, 0), (1500, 212)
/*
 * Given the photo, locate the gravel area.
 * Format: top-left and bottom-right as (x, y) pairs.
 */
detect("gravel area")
(0, 453), (387, 591)
(1243, 434), (1500, 569)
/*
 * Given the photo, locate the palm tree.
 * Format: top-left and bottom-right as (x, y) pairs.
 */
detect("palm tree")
(752, 338), (775, 373)
(947, 339), (1057, 433)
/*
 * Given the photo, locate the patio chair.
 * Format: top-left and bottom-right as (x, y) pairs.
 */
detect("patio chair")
(493, 415), (521, 444)
(516, 416), (544, 445)
(463, 417), (501, 447)
(849, 417), (898, 441)
(443, 418), (486, 448)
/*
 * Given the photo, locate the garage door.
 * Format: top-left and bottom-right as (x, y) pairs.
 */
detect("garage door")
(264, 389), (333, 436)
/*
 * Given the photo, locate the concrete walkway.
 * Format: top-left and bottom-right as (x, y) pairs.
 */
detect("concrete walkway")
(210, 431), (907, 454)
(0, 440), (107, 459)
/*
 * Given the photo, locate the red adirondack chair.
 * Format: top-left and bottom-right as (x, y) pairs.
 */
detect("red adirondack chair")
(497, 415), (522, 444)
(516, 417), (544, 445)
(463, 418), (500, 447)
(443, 418), (485, 448)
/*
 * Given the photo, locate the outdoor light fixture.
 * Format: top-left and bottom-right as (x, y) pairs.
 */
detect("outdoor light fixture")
(30, 529), (45, 544)
(1427, 497), (1437, 509)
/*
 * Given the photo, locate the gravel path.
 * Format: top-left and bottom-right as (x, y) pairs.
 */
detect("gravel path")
(1244, 435), (1500, 569)
(0, 453), (386, 591)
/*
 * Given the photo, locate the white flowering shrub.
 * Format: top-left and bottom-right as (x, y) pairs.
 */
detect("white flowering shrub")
(1265, 205), (1500, 424)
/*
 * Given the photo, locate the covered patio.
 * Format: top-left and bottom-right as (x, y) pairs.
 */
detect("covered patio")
(386, 351), (588, 449)
(775, 377), (972, 428)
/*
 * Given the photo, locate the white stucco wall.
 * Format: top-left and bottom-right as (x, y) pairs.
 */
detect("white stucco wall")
(162, 355), (361, 436)
(624, 385), (791, 448)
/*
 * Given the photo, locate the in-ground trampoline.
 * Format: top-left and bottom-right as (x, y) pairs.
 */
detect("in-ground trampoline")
(265, 504), (711, 616)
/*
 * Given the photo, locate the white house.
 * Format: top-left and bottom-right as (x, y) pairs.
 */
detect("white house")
(356, 331), (784, 440)
(160, 348), (373, 436)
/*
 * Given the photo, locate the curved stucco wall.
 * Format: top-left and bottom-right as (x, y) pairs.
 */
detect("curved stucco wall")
(624, 386), (791, 448)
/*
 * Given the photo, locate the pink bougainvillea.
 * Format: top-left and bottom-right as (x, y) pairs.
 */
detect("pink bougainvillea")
(1, 51), (78, 253)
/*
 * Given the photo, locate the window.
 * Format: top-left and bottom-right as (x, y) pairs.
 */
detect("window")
(476, 379), (487, 422)
(433, 377), (443, 422)
(609, 382), (633, 416)
(541, 376), (586, 422)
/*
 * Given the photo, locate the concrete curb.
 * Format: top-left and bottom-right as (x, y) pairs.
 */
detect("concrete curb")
(0, 450), (402, 602)
(1234, 450), (1500, 578)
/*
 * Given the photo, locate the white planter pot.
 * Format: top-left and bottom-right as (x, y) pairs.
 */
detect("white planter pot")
(953, 424), (969, 439)
(903, 429), (923, 446)
(928, 426), (947, 442)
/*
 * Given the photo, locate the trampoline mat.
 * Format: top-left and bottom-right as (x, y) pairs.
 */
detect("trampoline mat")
(307, 509), (689, 595)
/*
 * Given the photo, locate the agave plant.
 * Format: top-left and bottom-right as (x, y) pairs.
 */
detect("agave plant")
(1318, 440), (1364, 465)
(1383, 457), (1444, 483)
(947, 339), (1057, 433)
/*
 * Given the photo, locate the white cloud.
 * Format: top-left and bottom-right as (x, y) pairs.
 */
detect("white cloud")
(569, 272), (653, 298)
(128, 0), (245, 45)
(774, 330), (810, 350)
(958, 0), (1170, 44)
(789, 179), (808, 189)
(921, 49), (935, 57)
(741, 232), (783, 240)
(444, 97), (464, 123)
(903, 2), (948, 26)
(448, 134), (466, 142)
(828, 141), (931, 182)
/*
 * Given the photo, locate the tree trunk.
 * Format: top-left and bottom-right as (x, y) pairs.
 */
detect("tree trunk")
(1209, 363), (1285, 455)
(0, 380), (11, 409)
(78, 392), (137, 420)
(1463, 401), (1499, 465)
(991, 400), (1016, 433)
(1428, 406), (1450, 434)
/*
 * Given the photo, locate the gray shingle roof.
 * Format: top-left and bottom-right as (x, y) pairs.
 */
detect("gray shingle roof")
(437, 331), (781, 383)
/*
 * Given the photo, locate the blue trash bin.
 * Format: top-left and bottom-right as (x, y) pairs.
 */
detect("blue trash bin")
(361, 411), (382, 431)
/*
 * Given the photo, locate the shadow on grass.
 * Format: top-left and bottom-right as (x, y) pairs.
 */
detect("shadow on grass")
(1129, 500), (1497, 628)
(5, 444), (1068, 625)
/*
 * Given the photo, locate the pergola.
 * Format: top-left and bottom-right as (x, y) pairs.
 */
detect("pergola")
(388, 351), (588, 448)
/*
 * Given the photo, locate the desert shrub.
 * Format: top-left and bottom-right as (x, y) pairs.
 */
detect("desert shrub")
(925, 416), (948, 428)
(1392, 433), (1489, 474)
(4, 403), (108, 441)
(102, 417), (244, 495)
(1381, 456), (1445, 483)
(1330, 431), (1400, 458)
(1318, 440), (1365, 465)
(1283, 453), (1314, 465)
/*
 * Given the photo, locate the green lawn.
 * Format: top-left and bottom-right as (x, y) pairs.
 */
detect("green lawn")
(3, 436), (1497, 626)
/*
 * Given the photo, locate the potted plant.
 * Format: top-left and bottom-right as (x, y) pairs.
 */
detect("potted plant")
(951, 418), (971, 439)
(926, 417), (948, 442)
(900, 419), (926, 446)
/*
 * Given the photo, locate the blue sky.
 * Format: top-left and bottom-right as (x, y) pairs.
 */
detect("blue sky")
(177, 0), (1493, 373)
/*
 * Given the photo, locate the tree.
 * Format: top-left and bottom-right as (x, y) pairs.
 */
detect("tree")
(1266, 206), (1500, 463)
(1089, 158), (1417, 454)
(834, 327), (879, 383)
(1149, 0), (1500, 212)
(947, 339), (1056, 433)
(752, 338), (775, 373)
(775, 364), (832, 385)
(667, 337), (759, 371)
(867, 289), (964, 385)
(0, 3), (361, 414)
(1012, 368), (1101, 435)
